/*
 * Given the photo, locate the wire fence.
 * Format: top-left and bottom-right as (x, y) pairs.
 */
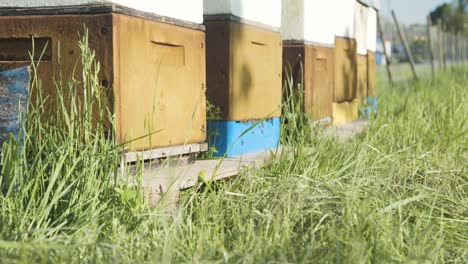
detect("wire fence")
(378, 16), (468, 83)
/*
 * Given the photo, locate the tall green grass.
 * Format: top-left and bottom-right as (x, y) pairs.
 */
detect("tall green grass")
(0, 34), (467, 263)
(0, 33), (150, 262)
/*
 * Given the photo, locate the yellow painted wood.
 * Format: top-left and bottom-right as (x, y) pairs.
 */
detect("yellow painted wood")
(333, 99), (359, 126)
(334, 37), (357, 103)
(356, 54), (368, 104)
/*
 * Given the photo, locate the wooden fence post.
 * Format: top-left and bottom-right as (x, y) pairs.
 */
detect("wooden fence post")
(437, 20), (445, 71)
(426, 16), (435, 79)
(451, 32), (456, 67)
(392, 11), (418, 80)
(377, 13), (393, 84)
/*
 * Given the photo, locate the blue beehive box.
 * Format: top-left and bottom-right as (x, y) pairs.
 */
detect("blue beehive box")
(207, 117), (280, 157)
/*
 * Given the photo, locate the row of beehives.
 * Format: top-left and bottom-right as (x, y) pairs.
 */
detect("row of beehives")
(0, 0), (379, 158)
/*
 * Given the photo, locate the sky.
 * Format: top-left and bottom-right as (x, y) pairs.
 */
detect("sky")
(380, 0), (451, 25)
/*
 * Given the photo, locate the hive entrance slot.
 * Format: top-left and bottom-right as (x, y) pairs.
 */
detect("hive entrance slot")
(151, 40), (185, 67)
(0, 37), (52, 62)
(250, 41), (267, 46)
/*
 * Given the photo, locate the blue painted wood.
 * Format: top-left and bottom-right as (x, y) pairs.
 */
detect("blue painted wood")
(207, 117), (281, 157)
(363, 96), (378, 115)
(0, 67), (30, 148)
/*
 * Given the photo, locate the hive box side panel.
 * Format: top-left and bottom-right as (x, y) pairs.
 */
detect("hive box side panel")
(0, 0), (204, 24)
(356, 54), (368, 103)
(115, 14), (206, 150)
(283, 44), (334, 120)
(334, 37), (357, 102)
(205, 21), (232, 119)
(229, 22), (282, 120)
(0, 14), (114, 126)
(367, 52), (376, 97)
(305, 45), (334, 120)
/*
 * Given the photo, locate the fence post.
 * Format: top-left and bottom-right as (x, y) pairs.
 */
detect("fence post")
(426, 16), (435, 79)
(443, 25), (448, 69)
(451, 32), (456, 67)
(392, 11), (418, 80)
(377, 13), (393, 85)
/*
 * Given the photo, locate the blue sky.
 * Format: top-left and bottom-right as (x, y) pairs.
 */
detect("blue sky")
(380, 0), (451, 25)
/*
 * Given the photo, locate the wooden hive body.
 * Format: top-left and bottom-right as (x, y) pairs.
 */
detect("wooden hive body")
(355, 1), (369, 104)
(204, 0), (283, 121)
(205, 20), (282, 120)
(282, 0), (335, 121)
(332, 0), (359, 125)
(203, 0), (282, 157)
(0, 5), (207, 153)
(367, 6), (378, 98)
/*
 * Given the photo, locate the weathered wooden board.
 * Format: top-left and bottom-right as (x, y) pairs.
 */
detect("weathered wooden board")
(125, 143), (208, 163)
(133, 148), (282, 207)
(0, 66), (29, 147)
(367, 52), (377, 97)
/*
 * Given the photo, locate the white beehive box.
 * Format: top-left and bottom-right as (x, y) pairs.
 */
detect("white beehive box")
(334, 0), (356, 39)
(203, 0), (282, 29)
(0, 0), (203, 24)
(355, 1), (369, 55)
(367, 4), (378, 53)
(281, 0), (335, 46)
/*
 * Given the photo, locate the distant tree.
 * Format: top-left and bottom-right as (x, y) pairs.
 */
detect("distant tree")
(452, 0), (467, 32)
(430, 3), (453, 26)
(430, 1), (467, 33)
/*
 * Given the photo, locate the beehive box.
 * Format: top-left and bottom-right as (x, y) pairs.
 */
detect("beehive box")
(334, 37), (357, 103)
(204, 0), (282, 157)
(367, 6), (378, 98)
(283, 45), (334, 120)
(204, 20), (282, 120)
(334, 0), (357, 103)
(332, 0), (358, 124)
(282, 0), (334, 121)
(0, 2), (207, 153)
(355, 1), (369, 104)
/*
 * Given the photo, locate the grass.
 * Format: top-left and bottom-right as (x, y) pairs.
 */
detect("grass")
(0, 35), (467, 263)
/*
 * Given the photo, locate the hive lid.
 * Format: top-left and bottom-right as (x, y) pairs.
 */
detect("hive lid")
(281, 0), (335, 45)
(0, 2), (205, 31)
(357, 0), (381, 10)
(203, 0), (282, 29)
(0, 0), (204, 25)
